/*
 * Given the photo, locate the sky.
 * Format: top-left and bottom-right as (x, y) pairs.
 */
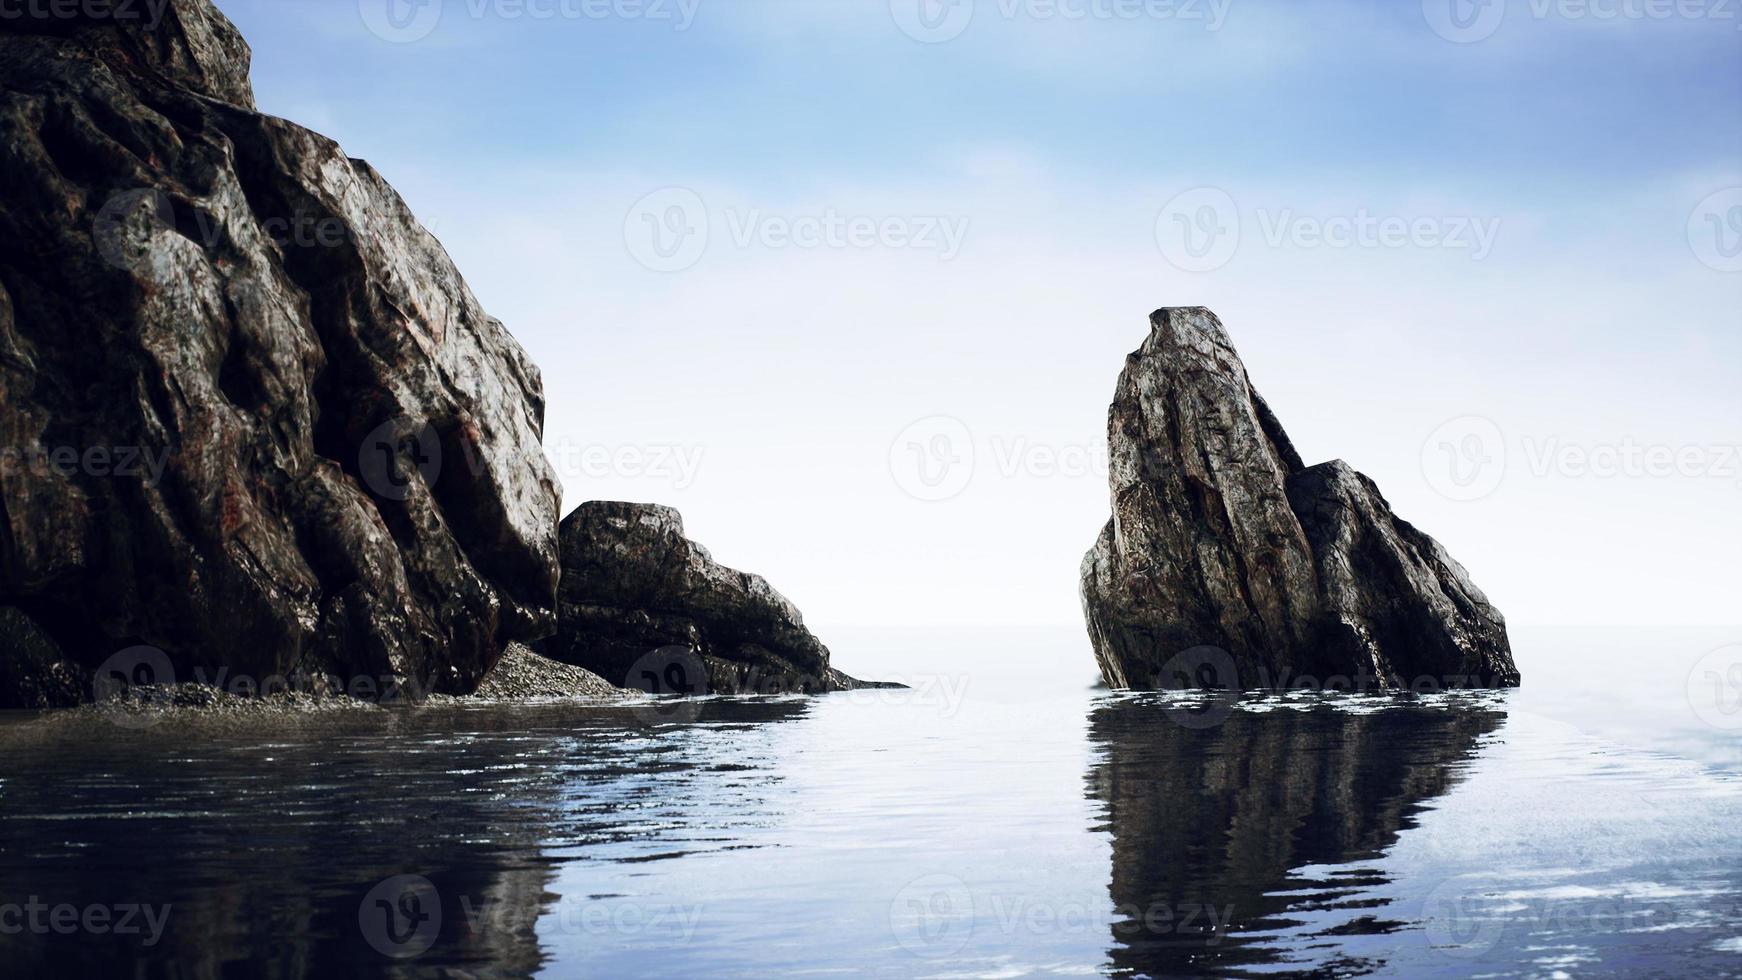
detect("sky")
(214, 0), (1740, 645)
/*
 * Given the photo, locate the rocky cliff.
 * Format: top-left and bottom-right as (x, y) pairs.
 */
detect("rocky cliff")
(1081, 308), (1519, 690)
(546, 502), (888, 694)
(0, 1), (561, 706)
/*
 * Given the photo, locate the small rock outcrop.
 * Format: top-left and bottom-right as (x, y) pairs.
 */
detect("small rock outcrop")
(0, 1), (560, 706)
(546, 502), (890, 693)
(1082, 308), (1519, 690)
(470, 643), (629, 701)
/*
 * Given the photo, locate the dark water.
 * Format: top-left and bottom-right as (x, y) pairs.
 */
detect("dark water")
(0, 627), (1738, 978)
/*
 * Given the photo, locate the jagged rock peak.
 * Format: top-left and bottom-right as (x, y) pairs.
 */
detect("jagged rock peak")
(0, 0), (255, 108)
(1081, 307), (1519, 691)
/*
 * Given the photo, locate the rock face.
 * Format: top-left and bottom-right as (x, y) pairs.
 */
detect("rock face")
(546, 502), (887, 694)
(0, 1), (560, 706)
(1082, 308), (1519, 690)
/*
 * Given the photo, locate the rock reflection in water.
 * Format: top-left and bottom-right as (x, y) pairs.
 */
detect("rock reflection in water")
(0, 697), (812, 978)
(1086, 695), (1505, 977)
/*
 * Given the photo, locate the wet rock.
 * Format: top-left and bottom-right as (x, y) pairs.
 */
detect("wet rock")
(0, 0), (560, 706)
(0, 606), (85, 709)
(546, 501), (895, 693)
(1081, 308), (1519, 690)
(470, 642), (631, 701)
(1287, 460), (1518, 688)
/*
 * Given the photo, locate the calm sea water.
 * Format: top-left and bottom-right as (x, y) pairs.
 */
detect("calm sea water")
(0, 626), (1737, 978)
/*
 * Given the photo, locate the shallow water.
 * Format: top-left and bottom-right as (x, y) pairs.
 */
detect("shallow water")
(0, 626), (1737, 978)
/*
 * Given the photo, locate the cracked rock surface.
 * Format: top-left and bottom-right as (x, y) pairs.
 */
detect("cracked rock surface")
(1081, 308), (1519, 690)
(546, 502), (894, 694)
(0, 1), (560, 705)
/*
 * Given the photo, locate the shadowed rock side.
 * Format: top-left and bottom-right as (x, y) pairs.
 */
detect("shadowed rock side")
(1086, 699), (1505, 976)
(0, 1), (560, 705)
(546, 502), (893, 693)
(1081, 308), (1519, 690)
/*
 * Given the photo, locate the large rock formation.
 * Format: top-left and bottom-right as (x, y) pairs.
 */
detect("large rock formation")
(1081, 308), (1519, 690)
(546, 502), (889, 694)
(0, 1), (560, 705)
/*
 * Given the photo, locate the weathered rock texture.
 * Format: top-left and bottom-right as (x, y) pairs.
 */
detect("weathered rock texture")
(547, 502), (889, 693)
(1082, 308), (1519, 689)
(0, 1), (560, 706)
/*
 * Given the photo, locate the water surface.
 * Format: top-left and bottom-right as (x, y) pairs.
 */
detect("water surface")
(0, 626), (1737, 977)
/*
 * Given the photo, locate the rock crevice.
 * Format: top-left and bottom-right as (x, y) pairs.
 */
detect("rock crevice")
(1082, 308), (1519, 690)
(0, 1), (560, 705)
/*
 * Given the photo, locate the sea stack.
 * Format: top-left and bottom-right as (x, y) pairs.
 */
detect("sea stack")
(1080, 308), (1519, 690)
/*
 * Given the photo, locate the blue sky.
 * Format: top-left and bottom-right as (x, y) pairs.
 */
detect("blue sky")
(214, 0), (1740, 647)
